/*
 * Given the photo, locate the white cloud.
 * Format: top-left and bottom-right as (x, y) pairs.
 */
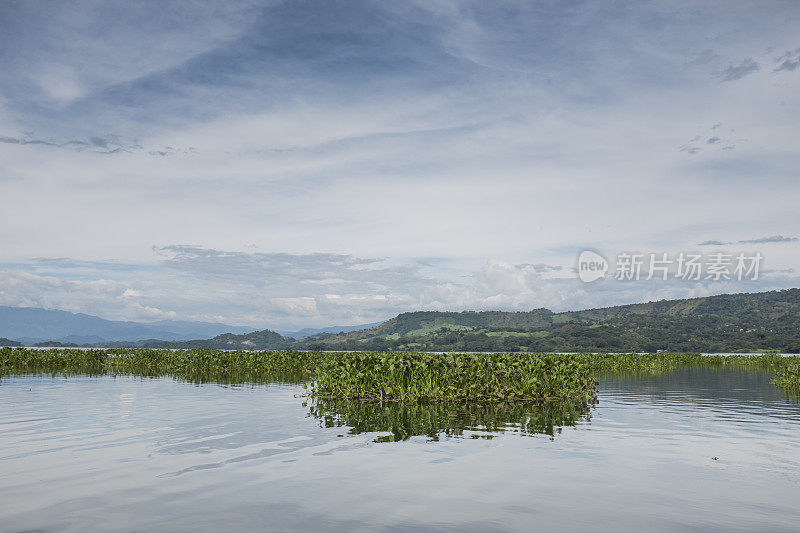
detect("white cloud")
(121, 288), (142, 298)
(271, 297), (318, 316)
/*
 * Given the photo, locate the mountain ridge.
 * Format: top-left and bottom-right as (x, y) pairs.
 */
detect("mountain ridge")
(0, 306), (257, 343)
(276, 322), (384, 339)
(293, 289), (800, 353)
(4, 289), (800, 353)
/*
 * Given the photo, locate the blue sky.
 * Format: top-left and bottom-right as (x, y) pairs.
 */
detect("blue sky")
(0, 0), (799, 328)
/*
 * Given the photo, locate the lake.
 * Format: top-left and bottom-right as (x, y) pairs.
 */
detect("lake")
(1, 368), (799, 532)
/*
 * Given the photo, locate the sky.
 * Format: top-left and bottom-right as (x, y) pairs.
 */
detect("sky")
(0, 0), (799, 329)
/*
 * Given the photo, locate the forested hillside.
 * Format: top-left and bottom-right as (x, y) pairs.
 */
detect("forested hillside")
(295, 289), (800, 353)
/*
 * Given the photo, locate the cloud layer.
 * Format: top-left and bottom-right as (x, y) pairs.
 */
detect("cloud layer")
(1, 246), (798, 329)
(0, 1), (798, 326)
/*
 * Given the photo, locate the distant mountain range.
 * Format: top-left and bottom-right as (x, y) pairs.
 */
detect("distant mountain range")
(4, 289), (800, 353)
(275, 322), (384, 339)
(0, 306), (257, 345)
(0, 306), (382, 347)
(141, 288), (800, 353)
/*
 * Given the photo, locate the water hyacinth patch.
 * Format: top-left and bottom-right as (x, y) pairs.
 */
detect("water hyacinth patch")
(309, 351), (598, 403)
(0, 348), (321, 384)
(572, 352), (790, 376)
(772, 360), (800, 390)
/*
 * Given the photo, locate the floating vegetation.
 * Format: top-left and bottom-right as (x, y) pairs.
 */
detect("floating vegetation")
(573, 352), (790, 376)
(2, 348), (799, 402)
(0, 348), (320, 385)
(309, 351), (597, 403)
(771, 360), (800, 390)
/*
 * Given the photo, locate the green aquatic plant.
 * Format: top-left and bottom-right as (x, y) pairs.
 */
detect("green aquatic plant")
(771, 360), (800, 390)
(0, 347), (321, 384)
(308, 351), (598, 403)
(3, 348), (798, 402)
(574, 352), (791, 376)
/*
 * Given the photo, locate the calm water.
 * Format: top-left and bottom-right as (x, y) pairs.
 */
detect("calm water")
(1, 369), (799, 532)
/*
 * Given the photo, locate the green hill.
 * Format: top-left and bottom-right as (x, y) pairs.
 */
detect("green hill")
(0, 337), (22, 347)
(296, 289), (800, 353)
(144, 329), (294, 350)
(101, 289), (800, 353)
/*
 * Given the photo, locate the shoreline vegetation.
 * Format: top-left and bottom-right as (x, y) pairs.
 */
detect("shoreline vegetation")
(2, 348), (799, 402)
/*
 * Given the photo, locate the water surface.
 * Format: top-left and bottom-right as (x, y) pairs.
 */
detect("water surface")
(1, 368), (798, 532)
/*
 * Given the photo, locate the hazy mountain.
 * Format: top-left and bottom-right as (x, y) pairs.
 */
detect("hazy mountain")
(144, 329), (294, 350)
(0, 306), (257, 344)
(0, 337), (22, 347)
(6, 289), (800, 352)
(276, 321), (384, 339)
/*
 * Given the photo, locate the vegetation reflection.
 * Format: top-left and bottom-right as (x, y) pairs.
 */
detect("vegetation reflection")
(306, 397), (594, 442)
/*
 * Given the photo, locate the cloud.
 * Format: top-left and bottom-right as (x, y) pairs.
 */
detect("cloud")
(2, 247), (799, 329)
(271, 297), (318, 317)
(698, 235), (797, 246)
(697, 240), (732, 246)
(0, 131), (194, 155)
(529, 263), (563, 273)
(0, 135), (56, 147)
(154, 245), (411, 291)
(33, 64), (85, 103)
(0, 133), (140, 153)
(0, 2), (799, 328)
(0, 1), (261, 113)
(738, 235), (798, 244)
(90, 137), (108, 148)
(720, 58), (760, 81)
(774, 48), (800, 72)
(680, 123), (743, 154)
(152, 248), (800, 324)
(0, 268), (160, 319)
(686, 49), (719, 66)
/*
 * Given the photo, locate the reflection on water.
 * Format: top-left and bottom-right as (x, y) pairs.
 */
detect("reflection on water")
(600, 366), (800, 419)
(1, 368), (800, 532)
(307, 397), (593, 442)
